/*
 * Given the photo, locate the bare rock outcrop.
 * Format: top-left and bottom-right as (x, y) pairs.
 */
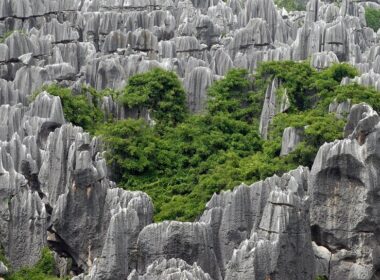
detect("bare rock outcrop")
(310, 103), (380, 279)
(136, 221), (222, 280)
(224, 167), (315, 280)
(1, 0), (380, 279)
(280, 126), (305, 156)
(259, 78), (290, 139)
(127, 258), (212, 280)
(0, 261), (8, 276)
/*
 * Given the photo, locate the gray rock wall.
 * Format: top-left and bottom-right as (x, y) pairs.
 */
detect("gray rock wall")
(0, 0), (377, 116)
(310, 103), (380, 279)
(1, 0), (380, 279)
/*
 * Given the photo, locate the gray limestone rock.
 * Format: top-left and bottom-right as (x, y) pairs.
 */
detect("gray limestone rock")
(312, 242), (331, 279)
(259, 79), (290, 139)
(52, 184), (153, 274)
(343, 102), (378, 138)
(324, 20), (349, 61)
(136, 221), (222, 280)
(1, 0), (380, 279)
(5, 31), (35, 61)
(224, 167), (315, 280)
(127, 258), (212, 280)
(311, 51), (339, 70)
(329, 99), (351, 119)
(0, 261), (8, 276)
(199, 166), (310, 275)
(210, 47), (233, 75)
(87, 189), (154, 280)
(101, 31), (128, 54)
(184, 66), (214, 113)
(310, 103), (380, 279)
(280, 126), (305, 156)
(7, 188), (47, 269)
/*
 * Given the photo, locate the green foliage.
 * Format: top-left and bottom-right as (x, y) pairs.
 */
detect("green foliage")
(38, 84), (105, 133)
(0, 245), (10, 268)
(315, 276), (328, 280)
(208, 68), (261, 122)
(255, 60), (318, 110)
(100, 113), (262, 221)
(121, 68), (188, 127)
(365, 7), (380, 31)
(320, 83), (380, 113)
(5, 248), (61, 280)
(275, 0), (306, 11)
(93, 62), (379, 221)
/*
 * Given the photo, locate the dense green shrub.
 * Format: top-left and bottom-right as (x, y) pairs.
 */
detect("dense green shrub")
(5, 248), (62, 280)
(275, 0), (306, 11)
(121, 68), (188, 127)
(40, 84), (104, 133)
(39, 62), (375, 221)
(365, 7), (380, 31)
(99, 63), (360, 221)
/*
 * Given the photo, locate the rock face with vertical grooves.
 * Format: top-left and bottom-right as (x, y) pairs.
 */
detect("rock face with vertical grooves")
(259, 78), (290, 139)
(222, 167), (315, 280)
(0, 92), (154, 277)
(2, 0), (380, 279)
(136, 221), (222, 280)
(310, 103), (380, 280)
(280, 126), (305, 156)
(127, 258), (212, 280)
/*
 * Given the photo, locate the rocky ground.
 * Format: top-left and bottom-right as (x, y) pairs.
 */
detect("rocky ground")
(1, 0), (380, 279)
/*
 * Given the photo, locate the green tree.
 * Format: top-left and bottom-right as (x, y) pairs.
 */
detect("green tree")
(96, 62), (380, 221)
(121, 68), (188, 127)
(6, 247), (63, 280)
(365, 7), (380, 31)
(41, 84), (104, 133)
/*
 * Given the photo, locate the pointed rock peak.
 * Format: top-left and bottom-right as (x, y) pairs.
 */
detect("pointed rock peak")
(344, 103), (380, 144)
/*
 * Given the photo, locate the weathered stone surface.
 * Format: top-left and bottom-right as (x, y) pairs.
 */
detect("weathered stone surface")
(7, 188), (47, 269)
(1, 0), (380, 279)
(224, 167), (315, 280)
(0, 261), (7, 276)
(311, 51), (339, 70)
(51, 181), (153, 274)
(259, 78), (290, 139)
(343, 102), (378, 138)
(86, 189), (154, 280)
(136, 221), (222, 280)
(329, 99), (351, 119)
(310, 103), (380, 279)
(127, 258), (212, 280)
(184, 66), (214, 113)
(199, 166), (310, 276)
(280, 126), (305, 156)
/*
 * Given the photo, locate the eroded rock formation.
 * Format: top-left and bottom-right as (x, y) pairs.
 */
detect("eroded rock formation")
(1, 0), (380, 279)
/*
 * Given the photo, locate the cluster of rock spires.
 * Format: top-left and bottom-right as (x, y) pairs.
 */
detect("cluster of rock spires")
(1, 0), (380, 279)
(3, 94), (380, 280)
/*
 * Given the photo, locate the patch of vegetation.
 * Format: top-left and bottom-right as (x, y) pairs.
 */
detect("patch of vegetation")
(121, 68), (188, 127)
(34, 63), (378, 221)
(97, 62), (367, 221)
(275, 0), (306, 11)
(0, 245), (10, 268)
(5, 247), (63, 280)
(34, 84), (106, 133)
(365, 7), (380, 32)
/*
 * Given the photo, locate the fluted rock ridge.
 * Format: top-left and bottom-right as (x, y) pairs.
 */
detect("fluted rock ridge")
(310, 103), (380, 279)
(1, 0), (380, 279)
(0, 0), (378, 115)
